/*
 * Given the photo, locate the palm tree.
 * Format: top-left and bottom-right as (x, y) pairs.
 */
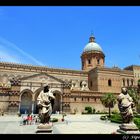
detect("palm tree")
(128, 88), (139, 105)
(127, 87), (140, 113)
(138, 79), (140, 93)
(138, 79), (140, 86)
(101, 93), (116, 118)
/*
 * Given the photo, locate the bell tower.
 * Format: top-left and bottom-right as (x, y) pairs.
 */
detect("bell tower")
(81, 35), (105, 71)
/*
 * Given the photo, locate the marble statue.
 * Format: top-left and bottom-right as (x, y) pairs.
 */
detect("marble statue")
(37, 85), (55, 130)
(117, 87), (139, 134)
(117, 87), (134, 123)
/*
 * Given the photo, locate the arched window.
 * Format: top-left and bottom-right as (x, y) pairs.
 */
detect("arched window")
(127, 79), (129, 86)
(97, 59), (100, 64)
(81, 97), (83, 101)
(88, 59), (91, 64)
(108, 79), (112, 86)
(74, 97), (76, 101)
(138, 79), (140, 86)
(123, 79), (125, 87)
(131, 79), (133, 86)
(80, 81), (82, 88)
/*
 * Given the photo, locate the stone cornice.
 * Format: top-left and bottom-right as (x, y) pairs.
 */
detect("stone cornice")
(0, 61), (87, 75)
(121, 70), (134, 75)
(19, 72), (65, 84)
(81, 51), (105, 58)
(71, 90), (119, 97)
(124, 65), (140, 70)
(89, 66), (133, 75)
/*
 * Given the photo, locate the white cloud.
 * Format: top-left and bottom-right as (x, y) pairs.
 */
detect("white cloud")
(0, 37), (44, 66)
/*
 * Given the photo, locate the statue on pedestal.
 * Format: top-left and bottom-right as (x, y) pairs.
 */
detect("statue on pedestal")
(117, 87), (134, 123)
(36, 85), (55, 132)
(117, 87), (139, 134)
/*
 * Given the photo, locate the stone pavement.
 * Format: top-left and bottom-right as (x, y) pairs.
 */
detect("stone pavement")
(52, 114), (120, 134)
(0, 114), (120, 134)
(0, 115), (37, 134)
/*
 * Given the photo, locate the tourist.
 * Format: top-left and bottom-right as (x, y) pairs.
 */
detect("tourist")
(23, 115), (27, 125)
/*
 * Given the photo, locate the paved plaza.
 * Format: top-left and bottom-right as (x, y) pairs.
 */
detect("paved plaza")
(0, 114), (120, 134)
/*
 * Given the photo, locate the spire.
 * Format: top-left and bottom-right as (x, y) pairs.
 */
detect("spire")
(89, 31), (95, 42)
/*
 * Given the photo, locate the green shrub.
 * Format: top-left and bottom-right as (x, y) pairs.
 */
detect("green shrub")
(82, 112), (90, 115)
(111, 110), (119, 114)
(134, 114), (140, 118)
(133, 118), (140, 130)
(81, 112), (86, 114)
(50, 118), (58, 122)
(110, 114), (123, 123)
(85, 106), (92, 114)
(100, 115), (107, 120)
(104, 111), (108, 114)
(96, 110), (100, 114)
(136, 105), (140, 114)
(95, 111), (108, 114)
(92, 108), (96, 114)
(109, 113), (140, 128)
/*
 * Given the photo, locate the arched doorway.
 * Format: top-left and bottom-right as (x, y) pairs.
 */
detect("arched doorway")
(34, 92), (40, 114)
(34, 87), (43, 114)
(52, 90), (61, 114)
(20, 91), (32, 114)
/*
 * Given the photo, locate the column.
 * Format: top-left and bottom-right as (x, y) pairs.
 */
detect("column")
(60, 95), (63, 114)
(18, 101), (21, 114)
(31, 101), (34, 114)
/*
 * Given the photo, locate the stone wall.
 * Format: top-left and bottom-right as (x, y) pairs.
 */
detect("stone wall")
(0, 95), (9, 112)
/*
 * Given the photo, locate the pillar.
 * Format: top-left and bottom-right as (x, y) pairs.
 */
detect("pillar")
(31, 101), (34, 114)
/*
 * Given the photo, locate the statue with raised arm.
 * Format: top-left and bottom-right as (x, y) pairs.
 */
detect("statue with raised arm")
(36, 85), (55, 131)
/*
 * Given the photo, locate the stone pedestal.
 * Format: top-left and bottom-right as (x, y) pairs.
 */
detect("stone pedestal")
(117, 123), (140, 134)
(36, 122), (53, 133)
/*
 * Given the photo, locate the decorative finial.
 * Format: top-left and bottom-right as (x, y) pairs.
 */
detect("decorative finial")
(89, 31), (95, 42)
(91, 30), (94, 37)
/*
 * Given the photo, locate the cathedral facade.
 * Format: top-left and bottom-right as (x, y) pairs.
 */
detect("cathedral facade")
(0, 35), (139, 114)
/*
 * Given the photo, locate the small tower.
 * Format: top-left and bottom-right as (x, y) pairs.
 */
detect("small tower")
(89, 34), (95, 42)
(81, 34), (105, 71)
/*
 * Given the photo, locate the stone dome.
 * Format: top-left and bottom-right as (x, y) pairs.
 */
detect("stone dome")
(83, 35), (103, 53)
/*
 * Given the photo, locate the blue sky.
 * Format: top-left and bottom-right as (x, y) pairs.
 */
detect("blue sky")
(0, 6), (140, 70)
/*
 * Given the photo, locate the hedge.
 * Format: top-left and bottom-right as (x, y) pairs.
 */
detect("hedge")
(50, 118), (58, 122)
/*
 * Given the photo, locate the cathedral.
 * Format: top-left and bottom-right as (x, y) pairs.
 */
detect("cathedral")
(0, 35), (139, 114)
